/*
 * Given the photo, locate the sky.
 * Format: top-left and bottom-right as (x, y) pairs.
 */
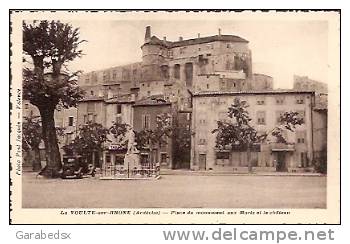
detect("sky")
(68, 19), (328, 89)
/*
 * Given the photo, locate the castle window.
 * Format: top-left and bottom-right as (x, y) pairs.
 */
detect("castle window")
(227, 43), (231, 48)
(174, 64), (180, 79)
(256, 111), (266, 125)
(275, 96), (285, 105)
(68, 116), (74, 126)
(185, 63), (193, 87)
(90, 90), (94, 96)
(160, 65), (169, 80)
(116, 104), (122, 114)
(256, 97), (265, 105)
(207, 84), (210, 89)
(296, 96), (305, 104)
(296, 131), (306, 144)
(142, 114), (151, 130)
(199, 118), (206, 125)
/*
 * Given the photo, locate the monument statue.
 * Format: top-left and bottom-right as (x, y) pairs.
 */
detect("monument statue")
(124, 127), (140, 169)
(126, 128), (139, 154)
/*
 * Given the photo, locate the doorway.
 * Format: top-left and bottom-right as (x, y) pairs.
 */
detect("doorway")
(276, 152), (287, 172)
(199, 154), (206, 170)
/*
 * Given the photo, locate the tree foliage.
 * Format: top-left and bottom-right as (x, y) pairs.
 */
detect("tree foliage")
(213, 98), (304, 149)
(22, 115), (42, 152)
(22, 20), (86, 176)
(212, 98), (304, 171)
(23, 20), (86, 109)
(135, 113), (173, 149)
(63, 122), (109, 158)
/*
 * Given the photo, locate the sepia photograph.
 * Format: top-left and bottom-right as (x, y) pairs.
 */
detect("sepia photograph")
(10, 10), (340, 224)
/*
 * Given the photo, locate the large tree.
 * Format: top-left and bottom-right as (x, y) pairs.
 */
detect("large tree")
(23, 20), (85, 177)
(212, 98), (304, 172)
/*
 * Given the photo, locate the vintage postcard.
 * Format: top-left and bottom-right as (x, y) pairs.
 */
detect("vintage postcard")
(9, 10), (340, 224)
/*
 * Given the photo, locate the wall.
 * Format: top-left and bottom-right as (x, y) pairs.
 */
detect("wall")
(105, 103), (134, 128)
(77, 100), (106, 126)
(312, 109), (327, 160)
(252, 73), (274, 90)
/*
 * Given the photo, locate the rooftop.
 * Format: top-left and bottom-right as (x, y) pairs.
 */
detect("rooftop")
(143, 34), (249, 48)
(192, 90), (315, 97)
(133, 95), (171, 106)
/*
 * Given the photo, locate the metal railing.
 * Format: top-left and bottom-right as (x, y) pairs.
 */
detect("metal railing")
(101, 163), (160, 179)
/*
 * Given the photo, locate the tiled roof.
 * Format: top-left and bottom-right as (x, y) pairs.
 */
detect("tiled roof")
(105, 94), (134, 104)
(193, 90), (315, 97)
(170, 35), (249, 47)
(143, 34), (249, 48)
(133, 95), (171, 106)
(80, 96), (105, 102)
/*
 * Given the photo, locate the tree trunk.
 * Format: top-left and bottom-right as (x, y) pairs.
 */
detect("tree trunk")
(92, 151), (96, 168)
(38, 106), (62, 178)
(32, 147), (42, 171)
(247, 144), (252, 173)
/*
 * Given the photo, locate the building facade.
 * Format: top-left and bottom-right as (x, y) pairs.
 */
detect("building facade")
(132, 96), (173, 169)
(43, 25), (327, 173)
(191, 91), (316, 172)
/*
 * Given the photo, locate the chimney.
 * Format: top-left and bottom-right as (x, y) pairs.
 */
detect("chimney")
(163, 36), (167, 41)
(218, 28), (221, 36)
(179, 36), (183, 41)
(197, 33), (200, 38)
(145, 26), (151, 41)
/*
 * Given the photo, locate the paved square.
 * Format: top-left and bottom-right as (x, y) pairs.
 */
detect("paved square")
(22, 173), (326, 208)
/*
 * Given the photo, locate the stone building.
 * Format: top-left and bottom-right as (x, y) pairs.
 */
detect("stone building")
(67, 26), (327, 172)
(132, 96), (173, 169)
(251, 73), (274, 90)
(293, 75), (328, 94)
(191, 90), (316, 172)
